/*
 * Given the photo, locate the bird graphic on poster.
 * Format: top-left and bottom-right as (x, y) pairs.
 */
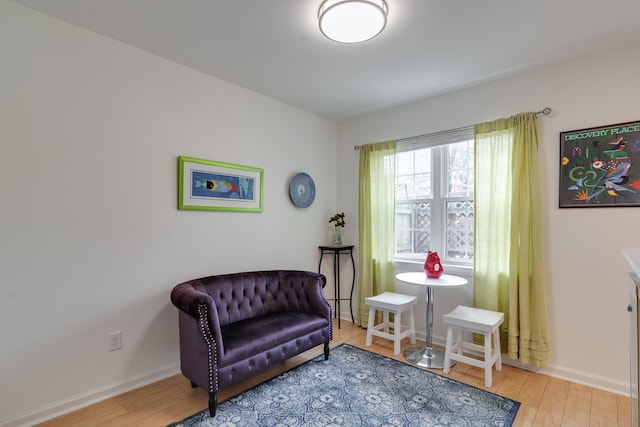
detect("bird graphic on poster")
(607, 136), (627, 150)
(592, 158), (631, 179)
(606, 182), (635, 196)
(591, 158), (633, 196)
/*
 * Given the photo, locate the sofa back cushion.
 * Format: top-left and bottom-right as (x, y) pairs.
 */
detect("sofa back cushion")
(187, 270), (323, 326)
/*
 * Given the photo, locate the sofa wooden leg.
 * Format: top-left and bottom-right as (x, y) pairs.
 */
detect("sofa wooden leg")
(190, 381), (197, 388)
(208, 393), (217, 417)
(324, 342), (330, 360)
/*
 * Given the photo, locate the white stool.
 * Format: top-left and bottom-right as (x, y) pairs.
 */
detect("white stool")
(443, 305), (504, 388)
(365, 292), (417, 355)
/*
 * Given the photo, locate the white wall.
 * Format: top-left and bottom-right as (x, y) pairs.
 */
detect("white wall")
(3, 1), (640, 424)
(0, 2), (337, 425)
(337, 40), (640, 394)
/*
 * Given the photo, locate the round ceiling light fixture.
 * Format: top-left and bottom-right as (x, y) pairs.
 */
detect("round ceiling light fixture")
(318, 0), (388, 44)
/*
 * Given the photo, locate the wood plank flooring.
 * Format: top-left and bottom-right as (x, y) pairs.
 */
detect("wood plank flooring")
(37, 320), (630, 427)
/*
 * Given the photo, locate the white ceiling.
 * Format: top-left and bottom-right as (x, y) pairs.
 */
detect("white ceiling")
(10, 0), (640, 121)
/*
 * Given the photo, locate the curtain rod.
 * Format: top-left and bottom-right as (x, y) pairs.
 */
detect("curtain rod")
(353, 107), (552, 150)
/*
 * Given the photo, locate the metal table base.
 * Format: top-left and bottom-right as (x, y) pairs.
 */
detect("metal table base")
(403, 346), (453, 369)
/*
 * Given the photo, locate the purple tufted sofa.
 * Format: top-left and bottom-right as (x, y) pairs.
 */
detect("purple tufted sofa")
(170, 270), (333, 417)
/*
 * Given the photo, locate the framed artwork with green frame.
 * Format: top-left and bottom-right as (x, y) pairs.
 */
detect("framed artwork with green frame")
(178, 156), (263, 212)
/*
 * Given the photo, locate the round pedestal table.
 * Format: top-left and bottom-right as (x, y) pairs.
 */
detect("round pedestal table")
(395, 272), (468, 369)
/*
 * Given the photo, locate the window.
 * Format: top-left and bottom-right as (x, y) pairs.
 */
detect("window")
(395, 127), (474, 265)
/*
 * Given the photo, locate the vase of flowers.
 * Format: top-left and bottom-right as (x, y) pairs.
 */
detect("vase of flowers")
(329, 212), (345, 245)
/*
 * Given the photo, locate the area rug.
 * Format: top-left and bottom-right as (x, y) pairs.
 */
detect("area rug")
(168, 343), (520, 427)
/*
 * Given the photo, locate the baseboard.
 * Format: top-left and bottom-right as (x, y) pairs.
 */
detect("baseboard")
(425, 333), (630, 397)
(0, 362), (180, 427)
(502, 358), (629, 396)
(351, 313), (628, 397)
(338, 315), (630, 396)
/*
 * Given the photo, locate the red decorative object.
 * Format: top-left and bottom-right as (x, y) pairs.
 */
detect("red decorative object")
(424, 251), (444, 278)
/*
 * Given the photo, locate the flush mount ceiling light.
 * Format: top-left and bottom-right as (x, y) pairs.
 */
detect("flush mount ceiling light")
(318, 0), (388, 44)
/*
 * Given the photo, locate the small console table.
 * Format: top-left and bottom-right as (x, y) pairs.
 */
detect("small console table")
(318, 245), (355, 328)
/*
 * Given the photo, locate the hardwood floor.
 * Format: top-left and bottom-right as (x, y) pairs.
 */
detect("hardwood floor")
(37, 320), (630, 427)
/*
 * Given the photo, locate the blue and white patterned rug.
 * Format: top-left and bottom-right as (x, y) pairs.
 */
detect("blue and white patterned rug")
(168, 344), (520, 427)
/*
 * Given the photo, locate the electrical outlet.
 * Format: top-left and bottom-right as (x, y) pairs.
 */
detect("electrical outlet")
(108, 331), (122, 352)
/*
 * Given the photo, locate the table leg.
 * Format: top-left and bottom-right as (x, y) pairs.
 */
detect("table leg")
(403, 286), (455, 369)
(333, 251), (341, 329)
(317, 252), (324, 275)
(348, 249), (355, 323)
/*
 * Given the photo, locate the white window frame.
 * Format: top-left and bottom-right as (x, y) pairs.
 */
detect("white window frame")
(394, 127), (474, 267)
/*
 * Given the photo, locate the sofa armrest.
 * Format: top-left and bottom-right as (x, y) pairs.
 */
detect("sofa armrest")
(307, 276), (332, 320)
(280, 271), (331, 320)
(171, 281), (226, 355)
(171, 282), (214, 318)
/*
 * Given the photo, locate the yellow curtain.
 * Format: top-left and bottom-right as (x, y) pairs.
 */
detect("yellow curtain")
(357, 140), (397, 327)
(474, 113), (549, 367)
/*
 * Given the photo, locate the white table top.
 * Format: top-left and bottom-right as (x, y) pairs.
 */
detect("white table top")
(396, 272), (468, 288)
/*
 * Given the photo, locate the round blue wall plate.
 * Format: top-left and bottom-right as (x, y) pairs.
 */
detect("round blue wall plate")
(289, 172), (316, 208)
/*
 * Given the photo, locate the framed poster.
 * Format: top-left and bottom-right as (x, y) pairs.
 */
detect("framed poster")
(559, 120), (640, 208)
(178, 156), (263, 212)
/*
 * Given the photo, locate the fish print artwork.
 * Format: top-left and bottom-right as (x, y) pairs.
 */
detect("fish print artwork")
(191, 171), (255, 201)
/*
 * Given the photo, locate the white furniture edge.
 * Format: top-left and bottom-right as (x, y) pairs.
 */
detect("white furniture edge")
(624, 248), (640, 278)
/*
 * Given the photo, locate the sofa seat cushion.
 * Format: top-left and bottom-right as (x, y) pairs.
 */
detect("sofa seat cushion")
(220, 311), (329, 365)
